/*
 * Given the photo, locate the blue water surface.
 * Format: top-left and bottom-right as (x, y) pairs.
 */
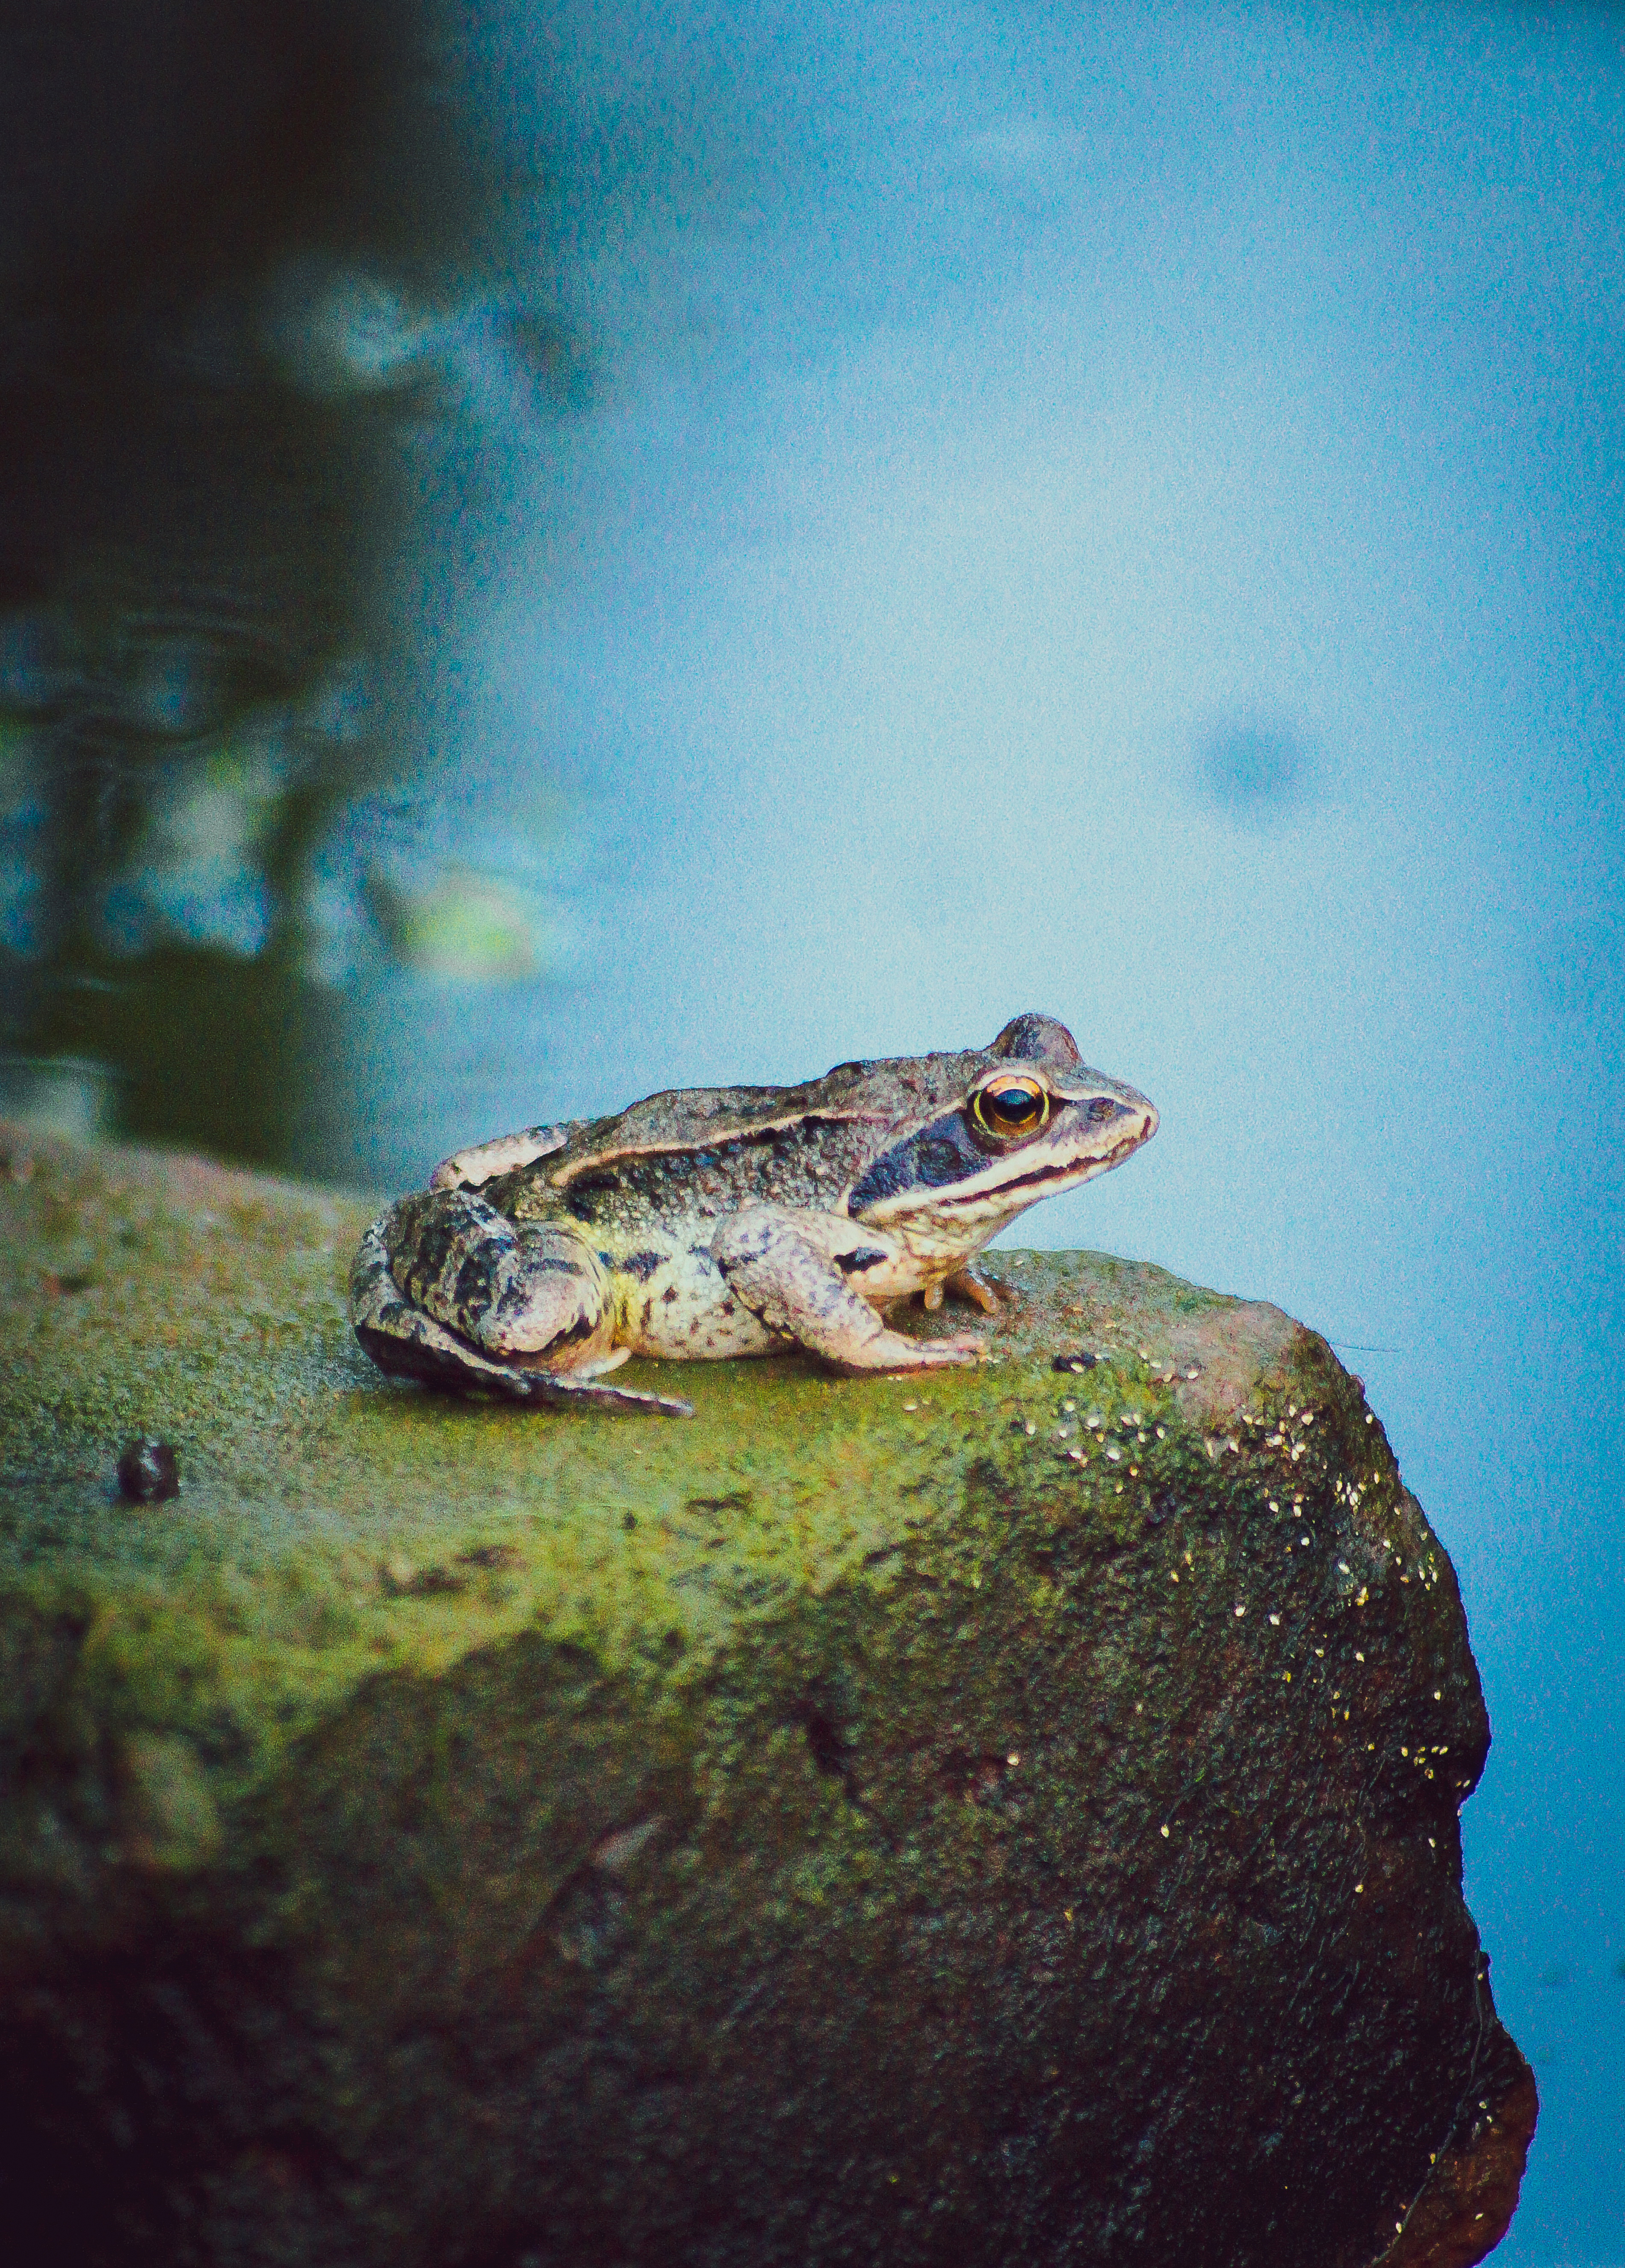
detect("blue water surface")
(342, 7), (1623, 2251)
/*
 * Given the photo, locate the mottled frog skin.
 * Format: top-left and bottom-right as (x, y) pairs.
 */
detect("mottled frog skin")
(349, 1013), (1157, 1414)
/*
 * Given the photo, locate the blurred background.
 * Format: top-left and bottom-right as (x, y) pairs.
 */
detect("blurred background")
(1, 3), (1620, 2254)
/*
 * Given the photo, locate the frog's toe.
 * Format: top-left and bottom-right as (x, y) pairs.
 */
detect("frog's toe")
(824, 1324), (986, 1373)
(914, 1332), (987, 1365)
(942, 1264), (1008, 1314)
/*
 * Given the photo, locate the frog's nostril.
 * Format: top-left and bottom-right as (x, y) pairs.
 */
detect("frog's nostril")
(1087, 1097), (1125, 1124)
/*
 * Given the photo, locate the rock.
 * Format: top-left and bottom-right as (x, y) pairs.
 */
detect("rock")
(115, 1436), (181, 1501)
(0, 1125), (1534, 2267)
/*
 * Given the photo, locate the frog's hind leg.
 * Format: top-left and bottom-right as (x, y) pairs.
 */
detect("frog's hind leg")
(381, 1188), (619, 1370)
(350, 1216), (532, 1394)
(350, 1196), (691, 1415)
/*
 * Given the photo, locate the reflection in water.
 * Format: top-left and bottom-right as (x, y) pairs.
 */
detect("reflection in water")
(0, 0), (579, 1165)
(4, 7), (1625, 2260)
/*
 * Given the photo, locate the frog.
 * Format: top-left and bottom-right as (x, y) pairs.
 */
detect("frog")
(348, 1012), (1157, 1415)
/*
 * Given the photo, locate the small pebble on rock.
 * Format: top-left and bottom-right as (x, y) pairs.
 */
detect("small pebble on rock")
(116, 1438), (179, 1503)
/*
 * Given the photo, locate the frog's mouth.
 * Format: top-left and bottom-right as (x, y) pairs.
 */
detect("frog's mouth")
(933, 1120), (1156, 1211)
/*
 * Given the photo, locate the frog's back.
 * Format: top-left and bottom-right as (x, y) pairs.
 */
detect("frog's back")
(491, 1047), (996, 1238)
(561, 1051), (983, 1163)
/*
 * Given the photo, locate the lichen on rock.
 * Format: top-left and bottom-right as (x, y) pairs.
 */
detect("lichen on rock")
(0, 1125), (1533, 2266)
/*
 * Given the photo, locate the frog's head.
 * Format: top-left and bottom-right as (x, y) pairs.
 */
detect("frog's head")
(845, 1012), (1157, 1245)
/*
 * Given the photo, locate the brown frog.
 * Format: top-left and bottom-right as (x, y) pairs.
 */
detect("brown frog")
(349, 1012), (1157, 1413)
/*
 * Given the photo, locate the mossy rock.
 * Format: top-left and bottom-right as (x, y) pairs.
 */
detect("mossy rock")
(0, 1126), (1533, 2267)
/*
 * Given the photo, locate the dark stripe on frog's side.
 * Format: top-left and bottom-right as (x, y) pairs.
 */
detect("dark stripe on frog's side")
(846, 1110), (987, 1215)
(834, 1246), (889, 1274)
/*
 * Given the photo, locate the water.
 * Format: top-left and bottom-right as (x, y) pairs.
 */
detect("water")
(5, 5), (1623, 2254)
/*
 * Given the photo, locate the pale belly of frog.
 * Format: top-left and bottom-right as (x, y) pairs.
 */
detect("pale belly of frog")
(610, 1220), (938, 1360)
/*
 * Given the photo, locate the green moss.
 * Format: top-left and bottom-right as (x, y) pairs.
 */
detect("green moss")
(0, 1129), (1321, 1804)
(0, 1124), (1527, 2268)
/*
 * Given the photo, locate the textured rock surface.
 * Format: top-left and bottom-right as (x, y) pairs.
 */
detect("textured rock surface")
(0, 1125), (1533, 2267)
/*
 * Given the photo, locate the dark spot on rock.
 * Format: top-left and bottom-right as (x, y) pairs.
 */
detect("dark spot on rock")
(686, 1491), (751, 1515)
(41, 1267), (95, 1295)
(381, 1562), (467, 1598)
(455, 1544), (523, 1571)
(116, 1438), (179, 1503)
(621, 1250), (664, 1282)
(661, 1284), (680, 1304)
(937, 1748), (1010, 1803)
(1052, 1353), (1098, 1373)
(622, 1512), (637, 1532)
(793, 1701), (854, 1781)
(549, 1870), (628, 1969)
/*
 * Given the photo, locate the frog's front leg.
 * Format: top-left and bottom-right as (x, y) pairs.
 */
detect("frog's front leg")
(350, 1190), (691, 1414)
(711, 1206), (985, 1372)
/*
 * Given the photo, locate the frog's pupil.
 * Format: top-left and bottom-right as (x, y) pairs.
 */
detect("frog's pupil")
(983, 1084), (1044, 1131)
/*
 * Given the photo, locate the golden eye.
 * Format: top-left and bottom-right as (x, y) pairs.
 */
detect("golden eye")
(972, 1077), (1050, 1141)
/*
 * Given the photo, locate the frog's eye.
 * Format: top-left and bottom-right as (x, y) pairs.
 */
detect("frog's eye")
(971, 1077), (1050, 1141)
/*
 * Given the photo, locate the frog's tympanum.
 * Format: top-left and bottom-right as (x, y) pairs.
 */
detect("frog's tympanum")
(349, 1013), (1157, 1414)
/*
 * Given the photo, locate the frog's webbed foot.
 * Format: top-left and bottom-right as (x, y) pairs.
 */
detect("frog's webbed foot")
(349, 1204), (693, 1415)
(921, 1264), (1008, 1316)
(712, 1207), (986, 1373)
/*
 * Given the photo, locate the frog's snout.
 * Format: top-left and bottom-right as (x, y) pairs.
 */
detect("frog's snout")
(1095, 1085), (1157, 1142)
